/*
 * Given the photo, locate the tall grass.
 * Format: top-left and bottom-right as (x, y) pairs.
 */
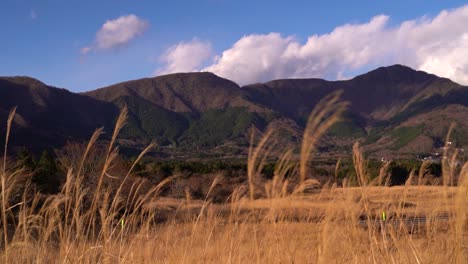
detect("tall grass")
(298, 90), (348, 193)
(1, 107), (16, 262)
(0, 94), (466, 263)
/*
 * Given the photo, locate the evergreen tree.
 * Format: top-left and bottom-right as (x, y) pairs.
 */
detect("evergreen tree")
(35, 150), (58, 193)
(16, 147), (35, 170)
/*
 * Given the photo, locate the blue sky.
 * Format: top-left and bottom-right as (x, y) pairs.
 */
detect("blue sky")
(1, 1), (468, 91)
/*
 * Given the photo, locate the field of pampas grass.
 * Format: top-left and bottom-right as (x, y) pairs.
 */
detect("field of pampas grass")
(1, 93), (467, 263)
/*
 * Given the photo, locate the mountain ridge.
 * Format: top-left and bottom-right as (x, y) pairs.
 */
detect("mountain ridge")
(1, 65), (467, 159)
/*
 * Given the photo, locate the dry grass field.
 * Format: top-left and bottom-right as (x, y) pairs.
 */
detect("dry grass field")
(1, 94), (467, 263)
(3, 184), (463, 264)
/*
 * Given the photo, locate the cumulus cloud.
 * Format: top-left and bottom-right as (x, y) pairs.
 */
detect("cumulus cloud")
(82, 14), (149, 55)
(198, 5), (468, 85)
(155, 38), (212, 75)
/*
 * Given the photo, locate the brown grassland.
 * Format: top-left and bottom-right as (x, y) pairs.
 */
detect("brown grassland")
(0, 92), (467, 263)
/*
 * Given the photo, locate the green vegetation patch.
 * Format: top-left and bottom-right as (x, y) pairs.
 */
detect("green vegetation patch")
(328, 120), (366, 138)
(364, 126), (385, 144)
(391, 95), (443, 125)
(181, 107), (263, 147)
(114, 96), (189, 144)
(390, 125), (424, 150)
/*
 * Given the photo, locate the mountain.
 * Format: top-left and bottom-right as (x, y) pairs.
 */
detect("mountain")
(1, 65), (467, 159)
(241, 65), (468, 157)
(85, 72), (260, 113)
(0, 76), (117, 151)
(242, 65), (461, 122)
(83, 73), (271, 151)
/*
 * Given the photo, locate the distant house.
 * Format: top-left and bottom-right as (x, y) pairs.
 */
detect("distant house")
(418, 142), (466, 166)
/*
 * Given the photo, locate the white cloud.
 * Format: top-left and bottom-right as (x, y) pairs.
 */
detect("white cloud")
(198, 5), (468, 85)
(155, 38), (212, 75)
(205, 33), (294, 84)
(400, 7), (468, 84)
(82, 14), (149, 55)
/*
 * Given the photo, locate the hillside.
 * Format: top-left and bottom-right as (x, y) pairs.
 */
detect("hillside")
(83, 73), (272, 153)
(242, 65), (461, 121)
(0, 76), (117, 151)
(1, 65), (467, 159)
(85, 72), (259, 113)
(241, 65), (468, 158)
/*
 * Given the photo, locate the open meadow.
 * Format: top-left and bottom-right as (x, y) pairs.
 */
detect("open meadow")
(1, 94), (467, 264)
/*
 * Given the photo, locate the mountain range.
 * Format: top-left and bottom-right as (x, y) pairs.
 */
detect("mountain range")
(1, 64), (467, 160)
